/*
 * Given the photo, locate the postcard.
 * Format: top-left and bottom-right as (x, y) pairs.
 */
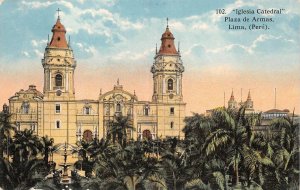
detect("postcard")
(0, 1), (299, 190)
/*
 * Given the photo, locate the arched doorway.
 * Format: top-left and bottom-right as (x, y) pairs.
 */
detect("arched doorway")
(83, 130), (93, 142)
(142, 130), (152, 140)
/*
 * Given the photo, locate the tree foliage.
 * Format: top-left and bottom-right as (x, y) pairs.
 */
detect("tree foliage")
(0, 107), (299, 190)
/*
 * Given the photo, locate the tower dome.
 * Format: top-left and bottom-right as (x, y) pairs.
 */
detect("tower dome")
(158, 19), (178, 55)
(49, 16), (68, 48)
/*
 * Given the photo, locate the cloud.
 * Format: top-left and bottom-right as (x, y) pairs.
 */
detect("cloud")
(21, 1), (143, 32)
(77, 0), (85, 4)
(18, 0), (144, 55)
(191, 34), (296, 55)
(58, 1), (74, 9)
(21, 51), (30, 58)
(20, 1), (54, 9)
(244, 34), (295, 54)
(76, 42), (83, 48)
(77, 0), (118, 7)
(191, 23), (209, 30)
(84, 46), (97, 55)
(31, 39), (47, 47)
(81, 8), (113, 19)
(78, 8), (143, 31)
(100, 0), (118, 7)
(183, 44), (205, 56)
(20, 0), (74, 9)
(34, 49), (43, 58)
(112, 48), (154, 61)
(169, 20), (185, 31)
(74, 42), (99, 58)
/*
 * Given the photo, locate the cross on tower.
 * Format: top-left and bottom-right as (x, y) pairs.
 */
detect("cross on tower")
(56, 8), (61, 18)
(166, 17), (169, 28)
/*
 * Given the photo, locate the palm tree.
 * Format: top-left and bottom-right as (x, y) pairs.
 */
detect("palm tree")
(0, 157), (15, 190)
(74, 140), (97, 177)
(93, 141), (166, 190)
(41, 135), (54, 169)
(10, 129), (43, 164)
(184, 178), (210, 190)
(109, 115), (134, 147)
(16, 158), (48, 189)
(203, 107), (249, 187)
(261, 116), (300, 189)
(0, 110), (16, 188)
(183, 113), (212, 144)
(182, 113), (214, 188)
(0, 156), (47, 190)
(160, 139), (193, 190)
(240, 143), (274, 188)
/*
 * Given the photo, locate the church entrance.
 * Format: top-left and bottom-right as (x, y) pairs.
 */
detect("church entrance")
(142, 130), (152, 140)
(83, 130), (93, 142)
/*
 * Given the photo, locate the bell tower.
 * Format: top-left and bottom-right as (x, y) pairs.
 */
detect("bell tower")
(228, 90), (237, 109)
(42, 13), (76, 100)
(151, 19), (184, 103)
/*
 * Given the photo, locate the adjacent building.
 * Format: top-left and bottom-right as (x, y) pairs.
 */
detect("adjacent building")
(228, 90), (254, 114)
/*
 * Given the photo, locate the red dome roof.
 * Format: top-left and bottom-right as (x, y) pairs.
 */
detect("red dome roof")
(49, 17), (68, 48)
(158, 26), (178, 55)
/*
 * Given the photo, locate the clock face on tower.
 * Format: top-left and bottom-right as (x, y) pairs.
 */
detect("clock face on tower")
(169, 93), (174, 99)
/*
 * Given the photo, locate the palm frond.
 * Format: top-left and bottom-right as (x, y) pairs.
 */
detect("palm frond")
(184, 178), (210, 190)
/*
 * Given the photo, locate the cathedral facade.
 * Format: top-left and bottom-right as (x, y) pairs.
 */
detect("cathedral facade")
(7, 15), (186, 145)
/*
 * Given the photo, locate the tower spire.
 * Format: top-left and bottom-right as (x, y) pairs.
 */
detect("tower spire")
(230, 89), (235, 101)
(228, 89), (237, 109)
(247, 89), (251, 100)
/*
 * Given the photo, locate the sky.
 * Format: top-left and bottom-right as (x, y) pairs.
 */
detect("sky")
(0, 0), (299, 115)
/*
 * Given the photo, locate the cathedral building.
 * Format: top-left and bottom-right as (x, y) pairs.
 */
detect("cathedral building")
(7, 15), (186, 145)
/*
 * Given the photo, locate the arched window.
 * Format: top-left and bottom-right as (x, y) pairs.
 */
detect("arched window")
(55, 74), (62, 87)
(167, 79), (173, 90)
(22, 102), (30, 114)
(116, 103), (121, 112)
